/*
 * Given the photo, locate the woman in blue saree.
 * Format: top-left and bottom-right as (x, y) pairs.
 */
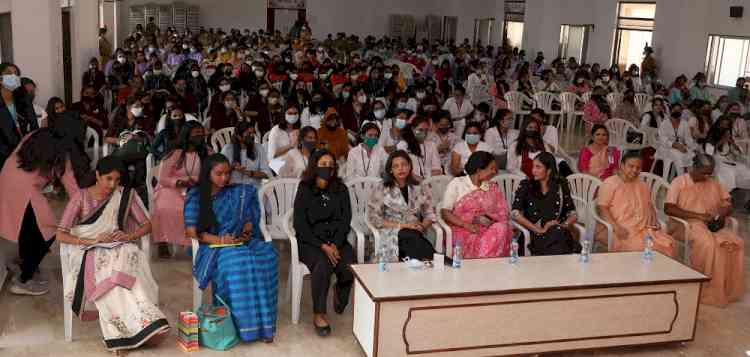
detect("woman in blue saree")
(184, 153), (279, 343)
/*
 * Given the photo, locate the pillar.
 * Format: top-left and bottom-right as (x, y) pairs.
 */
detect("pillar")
(72, 0), (100, 102)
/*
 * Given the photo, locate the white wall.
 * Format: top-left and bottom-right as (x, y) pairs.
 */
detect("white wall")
(0, 2), (10, 13)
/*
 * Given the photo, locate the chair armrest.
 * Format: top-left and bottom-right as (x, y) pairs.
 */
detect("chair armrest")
(431, 223), (445, 255)
(727, 217), (739, 233)
(436, 216), (452, 257)
(666, 214), (691, 262)
(591, 207), (613, 251)
(283, 210), (301, 264)
(573, 223), (586, 244)
(350, 222), (366, 264)
(511, 220), (532, 256)
(364, 217), (382, 255)
(191, 238), (199, 265)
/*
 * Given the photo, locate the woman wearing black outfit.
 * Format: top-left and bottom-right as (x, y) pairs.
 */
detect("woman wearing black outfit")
(293, 149), (354, 337)
(511, 152), (581, 255)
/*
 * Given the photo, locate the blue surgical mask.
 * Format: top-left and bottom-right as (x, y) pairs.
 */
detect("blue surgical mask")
(1, 74), (21, 91)
(395, 118), (407, 129)
(465, 133), (481, 145)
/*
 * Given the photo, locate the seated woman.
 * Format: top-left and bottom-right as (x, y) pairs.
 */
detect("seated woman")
(427, 110), (459, 172)
(208, 90), (243, 132)
(441, 151), (512, 258)
(450, 122), (492, 176)
(346, 122), (387, 179)
(185, 154), (279, 342)
(367, 150), (437, 261)
(57, 157), (169, 353)
(582, 86), (611, 131)
(151, 106), (186, 160)
(688, 99), (712, 145)
(656, 103), (696, 175)
(507, 118), (552, 178)
(703, 127), (750, 193)
(278, 126), (318, 178)
(293, 149), (354, 337)
(398, 116), (442, 179)
(596, 151), (677, 256)
(221, 120), (271, 188)
(152, 121), (208, 258)
(664, 154), (745, 307)
(577, 124), (621, 180)
(512, 152), (581, 256)
(484, 109), (518, 170)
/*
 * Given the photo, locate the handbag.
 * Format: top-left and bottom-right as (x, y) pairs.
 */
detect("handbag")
(707, 216), (725, 233)
(197, 295), (240, 351)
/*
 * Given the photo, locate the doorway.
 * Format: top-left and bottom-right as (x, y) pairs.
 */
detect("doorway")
(473, 18), (494, 46)
(62, 8), (73, 105)
(0, 13), (12, 63)
(267, 8), (305, 35)
(559, 25), (592, 63)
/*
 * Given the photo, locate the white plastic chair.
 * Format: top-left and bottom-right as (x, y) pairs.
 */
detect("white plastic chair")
(346, 177), (383, 263)
(211, 127), (235, 153)
(259, 178), (301, 242)
(567, 174), (611, 251)
(422, 175), (452, 255)
(605, 118), (646, 151)
(533, 92), (562, 127)
(649, 153), (677, 182)
(607, 92), (624, 112)
(64, 233), (151, 342)
(490, 174), (533, 255)
(102, 142), (114, 157)
(559, 92), (584, 134)
(634, 93), (652, 114)
(191, 239), (202, 311)
(85, 127), (100, 169)
(504, 91), (534, 128)
(282, 210), (309, 324)
(582, 91), (592, 104)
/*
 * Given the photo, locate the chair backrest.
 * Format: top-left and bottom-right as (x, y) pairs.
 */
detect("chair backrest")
(567, 173), (603, 237)
(634, 93), (652, 114)
(262, 130), (271, 144)
(533, 92), (559, 112)
(605, 118), (636, 148)
(607, 92), (624, 111)
(85, 127), (100, 168)
(491, 173), (526, 208)
(632, 77), (643, 93)
(639, 172), (670, 212)
(211, 127), (235, 153)
(259, 178), (301, 241)
(145, 153), (158, 207)
(422, 175), (454, 209)
(735, 139), (750, 166)
(504, 91), (532, 112)
(559, 92), (582, 113)
(346, 177), (383, 218)
(582, 91), (592, 103)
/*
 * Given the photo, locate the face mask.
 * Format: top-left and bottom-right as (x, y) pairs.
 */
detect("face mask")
(414, 130), (427, 141)
(219, 84), (231, 92)
(502, 120), (514, 129)
(384, 73), (393, 79)
(189, 135), (205, 148)
(602, 76), (610, 82)
(289, 73), (298, 80)
(130, 107), (143, 117)
(225, 101), (236, 109)
(438, 127), (451, 134)
(577, 78), (584, 84)
(416, 92), (426, 99)
(206, 68), (216, 76)
(89, 64), (97, 70)
(465, 134), (481, 145)
(363, 137), (378, 148)
(358, 95), (368, 104)
(397, 102), (408, 109)
(285, 113), (299, 124)
(268, 97), (279, 105)
(326, 120), (338, 129)
(1, 74), (21, 91)
(255, 70), (264, 77)
(190, 48), (197, 53)
(342, 92), (351, 99)
(671, 112), (682, 119)
(350, 74), (359, 81)
(374, 109), (386, 120)
(395, 118), (407, 129)
(302, 140), (317, 152)
(259, 89), (269, 97)
(117, 56), (126, 64)
(316, 167), (334, 181)
(431, 60), (439, 66)
(191, 70), (201, 78)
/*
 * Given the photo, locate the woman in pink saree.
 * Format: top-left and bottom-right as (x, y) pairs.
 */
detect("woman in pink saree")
(441, 151), (512, 258)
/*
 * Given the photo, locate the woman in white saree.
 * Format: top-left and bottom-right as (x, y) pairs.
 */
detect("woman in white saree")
(57, 157), (169, 354)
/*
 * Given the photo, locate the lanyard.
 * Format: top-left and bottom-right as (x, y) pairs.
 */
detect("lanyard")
(360, 147), (373, 175)
(499, 129), (508, 150)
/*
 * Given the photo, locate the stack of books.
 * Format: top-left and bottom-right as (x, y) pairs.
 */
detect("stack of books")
(177, 311), (199, 352)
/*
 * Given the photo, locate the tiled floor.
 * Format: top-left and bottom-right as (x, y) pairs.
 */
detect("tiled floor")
(0, 128), (748, 356)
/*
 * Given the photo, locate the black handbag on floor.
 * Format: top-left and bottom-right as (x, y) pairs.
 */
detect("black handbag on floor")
(397, 228), (435, 261)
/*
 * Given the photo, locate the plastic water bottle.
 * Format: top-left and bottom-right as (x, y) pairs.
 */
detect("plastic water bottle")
(643, 234), (654, 261)
(377, 244), (388, 272)
(579, 237), (591, 263)
(509, 234), (520, 264)
(452, 242), (463, 268)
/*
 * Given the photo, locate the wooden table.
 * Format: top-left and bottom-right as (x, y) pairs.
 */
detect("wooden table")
(351, 252), (708, 357)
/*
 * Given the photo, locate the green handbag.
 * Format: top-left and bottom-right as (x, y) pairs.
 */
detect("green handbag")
(197, 295), (240, 351)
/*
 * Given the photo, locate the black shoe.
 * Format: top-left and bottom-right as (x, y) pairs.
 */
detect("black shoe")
(333, 284), (351, 314)
(314, 322), (331, 337)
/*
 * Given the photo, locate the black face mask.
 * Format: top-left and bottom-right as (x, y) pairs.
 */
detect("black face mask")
(671, 112), (682, 119)
(438, 127), (450, 134)
(325, 121), (338, 130)
(316, 167), (334, 181)
(189, 135), (205, 148)
(302, 140), (317, 152)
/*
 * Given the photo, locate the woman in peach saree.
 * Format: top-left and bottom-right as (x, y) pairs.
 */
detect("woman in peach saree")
(596, 152), (677, 257)
(664, 154), (745, 307)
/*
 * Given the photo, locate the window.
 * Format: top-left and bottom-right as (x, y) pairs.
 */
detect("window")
(612, 2), (655, 72)
(473, 18), (495, 46)
(503, 0), (524, 49)
(705, 35), (750, 87)
(559, 25), (593, 63)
